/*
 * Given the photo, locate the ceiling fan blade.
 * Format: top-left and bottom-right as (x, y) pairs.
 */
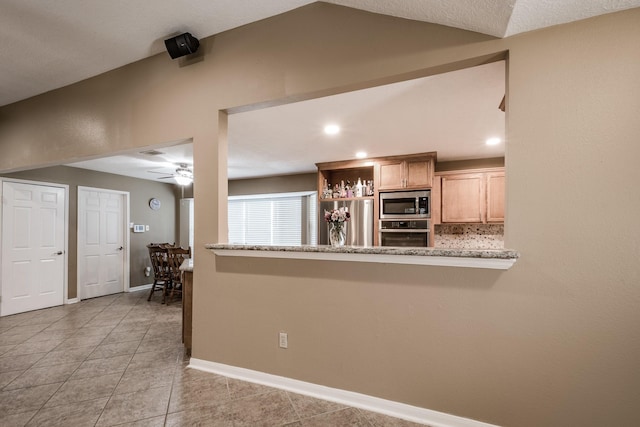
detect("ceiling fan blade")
(148, 170), (174, 175)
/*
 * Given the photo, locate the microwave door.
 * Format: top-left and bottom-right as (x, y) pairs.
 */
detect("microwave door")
(382, 198), (416, 216)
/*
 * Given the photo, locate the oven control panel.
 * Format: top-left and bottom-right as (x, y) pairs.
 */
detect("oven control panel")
(379, 220), (430, 230)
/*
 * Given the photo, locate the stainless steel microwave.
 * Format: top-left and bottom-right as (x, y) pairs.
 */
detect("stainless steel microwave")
(379, 190), (430, 219)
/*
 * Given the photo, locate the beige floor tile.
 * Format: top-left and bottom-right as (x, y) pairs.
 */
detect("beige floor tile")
(0, 383), (62, 415)
(55, 333), (106, 350)
(0, 332), (37, 346)
(4, 361), (80, 390)
(0, 369), (24, 389)
(230, 390), (299, 426)
(168, 372), (230, 413)
(173, 365), (225, 384)
(26, 396), (108, 427)
(1, 324), (49, 337)
(0, 343), (17, 356)
(287, 391), (347, 419)
(299, 407), (371, 426)
(228, 377), (276, 399)
(102, 329), (147, 345)
(87, 340), (140, 360)
(0, 352), (46, 373)
(0, 410), (37, 427)
(129, 348), (182, 370)
(136, 337), (181, 353)
(24, 329), (76, 343)
(69, 353), (132, 380)
(43, 320), (89, 331)
(73, 325), (117, 338)
(44, 372), (122, 407)
(111, 323), (150, 334)
(361, 410), (428, 426)
(114, 365), (175, 395)
(165, 401), (235, 427)
(112, 415), (167, 427)
(96, 385), (172, 426)
(3, 339), (64, 357)
(32, 346), (94, 368)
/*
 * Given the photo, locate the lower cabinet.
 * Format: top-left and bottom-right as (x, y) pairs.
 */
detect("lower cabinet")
(439, 169), (504, 224)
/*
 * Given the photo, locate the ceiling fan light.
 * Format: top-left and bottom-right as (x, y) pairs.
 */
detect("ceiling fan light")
(174, 175), (192, 186)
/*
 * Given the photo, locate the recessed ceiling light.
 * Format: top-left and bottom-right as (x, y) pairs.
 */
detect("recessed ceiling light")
(355, 151), (367, 159)
(486, 137), (501, 146)
(324, 124), (340, 135)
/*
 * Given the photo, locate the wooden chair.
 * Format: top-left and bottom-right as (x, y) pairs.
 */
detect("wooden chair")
(166, 246), (191, 305)
(147, 243), (173, 303)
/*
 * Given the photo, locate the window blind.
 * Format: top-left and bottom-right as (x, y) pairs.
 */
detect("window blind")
(228, 192), (317, 246)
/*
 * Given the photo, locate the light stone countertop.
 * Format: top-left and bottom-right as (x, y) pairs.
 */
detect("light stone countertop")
(205, 244), (519, 270)
(179, 258), (194, 272)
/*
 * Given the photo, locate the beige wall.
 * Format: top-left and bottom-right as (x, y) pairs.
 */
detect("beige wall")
(228, 173), (316, 196)
(2, 166), (177, 297)
(1, 4), (639, 426)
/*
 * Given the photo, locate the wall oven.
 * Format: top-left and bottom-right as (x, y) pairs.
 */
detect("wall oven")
(379, 190), (430, 219)
(379, 220), (430, 247)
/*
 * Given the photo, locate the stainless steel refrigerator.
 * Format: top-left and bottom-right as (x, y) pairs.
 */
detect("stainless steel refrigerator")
(318, 199), (374, 247)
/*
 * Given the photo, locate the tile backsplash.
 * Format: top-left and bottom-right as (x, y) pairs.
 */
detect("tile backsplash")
(434, 224), (504, 249)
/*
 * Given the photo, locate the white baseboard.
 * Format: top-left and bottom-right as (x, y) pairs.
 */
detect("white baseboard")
(128, 284), (153, 292)
(65, 298), (79, 304)
(188, 358), (499, 427)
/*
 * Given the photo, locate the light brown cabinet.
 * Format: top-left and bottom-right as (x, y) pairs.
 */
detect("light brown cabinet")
(486, 171), (505, 222)
(438, 168), (504, 224)
(376, 154), (435, 191)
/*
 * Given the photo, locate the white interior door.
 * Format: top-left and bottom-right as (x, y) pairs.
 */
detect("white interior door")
(1, 181), (66, 316)
(78, 187), (127, 299)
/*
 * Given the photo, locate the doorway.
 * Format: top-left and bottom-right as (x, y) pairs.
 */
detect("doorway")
(0, 180), (68, 316)
(77, 187), (130, 299)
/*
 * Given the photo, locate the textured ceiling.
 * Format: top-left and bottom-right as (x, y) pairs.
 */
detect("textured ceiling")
(1, 0), (639, 107)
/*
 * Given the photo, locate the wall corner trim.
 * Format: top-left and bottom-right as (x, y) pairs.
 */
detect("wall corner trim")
(188, 358), (500, 427)
(65, 298), (79, 304)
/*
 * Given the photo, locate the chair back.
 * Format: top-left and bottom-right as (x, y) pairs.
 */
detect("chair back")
(147, 243), (171, 280)
(167, 246), (191, 281)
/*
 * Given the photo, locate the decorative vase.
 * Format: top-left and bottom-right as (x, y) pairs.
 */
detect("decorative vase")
(329, 223), (346, 247)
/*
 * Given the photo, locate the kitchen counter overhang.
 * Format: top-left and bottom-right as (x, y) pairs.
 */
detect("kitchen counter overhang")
(206, 244), (518, 270)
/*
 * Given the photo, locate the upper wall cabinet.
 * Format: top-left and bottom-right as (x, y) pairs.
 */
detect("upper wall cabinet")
(376, 154), (435, 191)
(438, 168), (505, 224)
(486, 171), (505, 223)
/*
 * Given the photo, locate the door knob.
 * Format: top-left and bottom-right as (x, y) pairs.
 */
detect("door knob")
(118, 246), (124, 251)
(54, 251), (63, 256)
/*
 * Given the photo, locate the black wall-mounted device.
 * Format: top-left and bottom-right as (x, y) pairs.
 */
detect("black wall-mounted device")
(164, 32), (200, 59)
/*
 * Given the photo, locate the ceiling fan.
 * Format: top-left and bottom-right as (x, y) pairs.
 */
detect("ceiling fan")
(148, 163), (193, 185)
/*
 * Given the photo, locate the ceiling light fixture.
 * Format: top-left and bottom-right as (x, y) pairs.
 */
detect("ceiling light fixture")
(174, 175), (192, 186)
(355, 151), (367, 159)
(174, 164), (193, 186)
(324, 124), (340, 135)
(486, 137), (501, 146)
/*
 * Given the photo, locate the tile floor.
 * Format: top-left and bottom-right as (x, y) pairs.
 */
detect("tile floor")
(0, 290), (425, 426)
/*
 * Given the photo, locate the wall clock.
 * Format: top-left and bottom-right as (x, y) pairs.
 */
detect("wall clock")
(149, 198), (161, 210)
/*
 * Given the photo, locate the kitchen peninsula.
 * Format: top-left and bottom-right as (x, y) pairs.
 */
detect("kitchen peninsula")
(207, 243), (518, 270)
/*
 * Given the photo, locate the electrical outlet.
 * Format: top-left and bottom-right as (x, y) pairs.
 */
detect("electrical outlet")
(279, 332), (288, 349)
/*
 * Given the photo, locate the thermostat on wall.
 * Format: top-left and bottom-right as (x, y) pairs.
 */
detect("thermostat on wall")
(133, 224), (145, 233)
